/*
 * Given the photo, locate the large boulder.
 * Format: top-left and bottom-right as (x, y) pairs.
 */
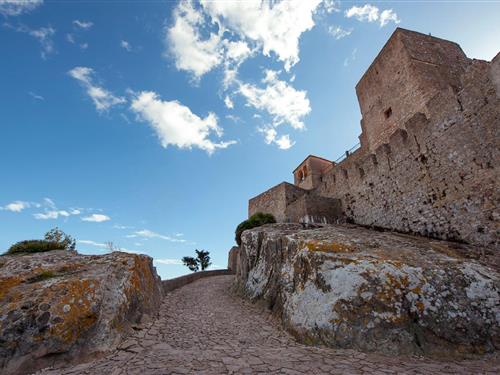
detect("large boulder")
(237, 223), (499, 358)
(0, 250), (163, 375)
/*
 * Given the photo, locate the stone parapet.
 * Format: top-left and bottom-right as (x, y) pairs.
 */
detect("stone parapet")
(162, 269), (233, 295)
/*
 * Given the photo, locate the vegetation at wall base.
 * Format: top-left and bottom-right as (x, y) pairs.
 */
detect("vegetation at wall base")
(235, 212), (276, 246)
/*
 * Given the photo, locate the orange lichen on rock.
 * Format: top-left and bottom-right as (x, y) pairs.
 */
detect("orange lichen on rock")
(304, 240), (356, 254)
(48, 278), (99, 344)
(0, 277), (22, 301)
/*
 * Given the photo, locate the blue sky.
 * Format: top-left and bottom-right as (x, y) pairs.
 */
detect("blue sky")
(1, 0), (499, 279)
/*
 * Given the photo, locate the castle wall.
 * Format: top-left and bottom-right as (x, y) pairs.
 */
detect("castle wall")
(248, 182), (343, 224)
(285, 194), (343, 224)
(248, 182), (307, 222)
(315, 58), (500, 248)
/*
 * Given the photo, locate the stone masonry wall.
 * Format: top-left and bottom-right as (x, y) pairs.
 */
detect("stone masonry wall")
(285, 193), (343, 224)
(315, 56), (500, 249)
(248, 182), (307, 222)
(249, 182), (343, 224)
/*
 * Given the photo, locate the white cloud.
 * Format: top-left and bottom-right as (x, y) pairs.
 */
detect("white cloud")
(130, 91), (236, 154)
(5, 23), (55, 59)
(208, 264), (223, 270)
(344, 47), (357, 67)
(120, 40), (132, 52)
(328, 25), (353, 40)
(0, 0), (43, 16)
(345, 4), (400, 27)
(224, 95), (234, 109)
(78, 240), (144, 254)
(322, 0), (340, 14)
(166, 0), (222, 79)
(30, 198), (84, 219)
(239, 69), (310, 130)
(33, 209), (78, 220)
(67, 26), (90, 49)
(275, 134), (294, 150)
(1, 201), (30, 212)
(201, 0), (322, 72)
(166, 0), (322, 79)
(2, 198), (97, 221)
(154, 258), (183, 265)
(29, 25), (55, 58)
(225, 114), (241, 123)
(260, 127), (295, 150)
(68, 67), (125, 112)
(43, 197), (56, 209)
(224, 40), (252, 62)
(81, 213), (110, 222)
(78, 240), (107, 249)
(221, 40), (254, 88)
(29, 91), (44, 100)
(119, 247), (146, 254)
(73, 20), (93, 30)
(114, 224), (133, 230)
(379, 9), (400, 27)
(346, 4), (379, 22)
(129, 229), (187, 243)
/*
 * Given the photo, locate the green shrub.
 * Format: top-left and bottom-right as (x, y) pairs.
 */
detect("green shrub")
(5, 239), (67, 255)
(235, 212), (276, 246)
(4, 227), (76, 255)
(182, 249), (212, 272)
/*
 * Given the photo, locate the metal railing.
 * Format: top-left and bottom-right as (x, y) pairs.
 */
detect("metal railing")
(334, 142), (361, 163)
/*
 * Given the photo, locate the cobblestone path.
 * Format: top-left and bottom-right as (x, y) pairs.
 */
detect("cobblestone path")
(38, 275), (499, 375)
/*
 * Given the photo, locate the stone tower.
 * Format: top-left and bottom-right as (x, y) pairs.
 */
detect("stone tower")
(356, 28), (470, 152)
(293, 155), (333, 190)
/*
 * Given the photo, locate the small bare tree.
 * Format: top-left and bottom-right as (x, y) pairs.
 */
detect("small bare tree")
(44, 227), (76, 251)
(105, 241), (122, 252)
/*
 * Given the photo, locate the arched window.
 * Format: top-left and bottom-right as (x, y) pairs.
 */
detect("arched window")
(297, 170), (303, 181)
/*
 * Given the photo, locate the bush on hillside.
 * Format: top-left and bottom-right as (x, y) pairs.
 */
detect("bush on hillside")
(5, 240), (67, 255)
(4, 228), (76, 255)
(44, 227), (76, 251)
(235, 212), (276, 246)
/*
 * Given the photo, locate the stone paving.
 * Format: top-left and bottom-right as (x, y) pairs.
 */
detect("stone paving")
(37, 276), (499, 375)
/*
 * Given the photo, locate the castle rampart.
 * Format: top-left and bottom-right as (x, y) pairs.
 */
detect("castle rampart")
(248, 28), (499, 249)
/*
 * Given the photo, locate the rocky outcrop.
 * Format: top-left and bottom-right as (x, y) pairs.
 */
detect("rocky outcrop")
(0, 250), (163, 375)
(236, 223), (499, 358)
